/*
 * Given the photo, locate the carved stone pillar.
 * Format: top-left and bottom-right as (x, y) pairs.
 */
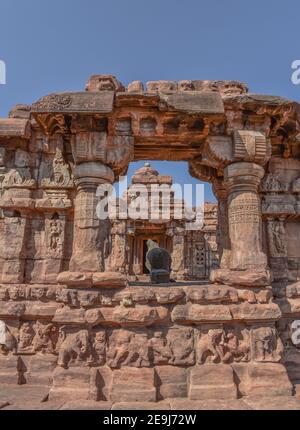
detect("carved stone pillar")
(69, 162), (114, 272)
(58, 127), (133, 287)
(211, 162), (271, 286)
(226, 162), (267, 270)
(212, 179), (231, 269)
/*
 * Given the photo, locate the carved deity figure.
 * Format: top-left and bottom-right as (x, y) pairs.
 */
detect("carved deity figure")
(107, 331), (150, 368)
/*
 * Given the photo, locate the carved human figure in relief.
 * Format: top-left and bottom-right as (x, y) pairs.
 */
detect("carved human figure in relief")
(106, 331), (131, 368)
(33, 322), (58, 354)
(149, 331), (172, 365)
(93, 331), (106, 366)
(18, 323), (35, 353)
(251, 327), (283, 362)
(197, 329), (250, 364)
(222, 330), (250, 363)
(267, 220), (287, 256)
(49, 218), (63, 256)
(123, 333), (150, 367)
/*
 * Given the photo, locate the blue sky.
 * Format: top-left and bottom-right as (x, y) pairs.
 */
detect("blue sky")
(1, 0), (300, 202)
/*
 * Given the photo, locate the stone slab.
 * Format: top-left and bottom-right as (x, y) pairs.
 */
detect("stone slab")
(112, 401), (171, 410)
(155, 366), (187, 399)
(0, 384), (50, 405)
(170, 399), (252, 410)
(160, 92), (224, 114)
(110, 368), (156, 403)
(31, 92), (114, 113)
(243, 396), (300, 410)
(60, 401), (112, 410)
(189, 365), (237, 400)
(246, 363), (293, 398)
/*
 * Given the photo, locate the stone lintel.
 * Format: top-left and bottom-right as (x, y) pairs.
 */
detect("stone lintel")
(160, 91), (224, 114)
(31, 92), (115, 114)
(0, 119), (31, 139)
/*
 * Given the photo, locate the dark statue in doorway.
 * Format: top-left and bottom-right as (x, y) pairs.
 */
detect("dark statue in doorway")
(146, 240), (172, 283)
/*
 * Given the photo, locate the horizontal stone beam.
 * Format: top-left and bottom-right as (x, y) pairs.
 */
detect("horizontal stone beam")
(0, 119), (31, 139)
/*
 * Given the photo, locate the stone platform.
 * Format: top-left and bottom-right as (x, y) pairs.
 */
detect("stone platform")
(0, 384), (300, 410)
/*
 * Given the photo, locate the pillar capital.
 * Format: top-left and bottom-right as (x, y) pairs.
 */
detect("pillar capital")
(71, 129), (134, 180)
(224, 162), (265, 193)
(74, 162), (114, 190)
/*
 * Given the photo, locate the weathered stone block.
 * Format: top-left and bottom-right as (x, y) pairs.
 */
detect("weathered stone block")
(229, 303), (281, 321)
(53, 307), (86, 324)
(210, 269), (272, 287)
(246, 363), (292, 397)
(172, 303), (232, 324)
(0, 355), (20, 384)
(92, 272), (127, 288)
(49, 366), (90, 401)
(189, 365), (237, 400)
(57, 272), (93, 287)
(113, 305), (169, 327)
(155, 366), (187, 399)
(187, 286), (239, 304)
(110, 368), (156, 403)
(26, 354), (57, 386)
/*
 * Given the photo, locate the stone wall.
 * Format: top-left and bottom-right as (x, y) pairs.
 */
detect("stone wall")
(0, 283), (291, 401)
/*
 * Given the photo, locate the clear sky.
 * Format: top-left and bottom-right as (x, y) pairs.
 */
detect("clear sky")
(1, 0), (300, 202)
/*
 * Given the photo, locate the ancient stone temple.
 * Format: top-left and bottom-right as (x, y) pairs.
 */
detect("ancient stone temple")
(0, 74), (300, 407)
(109, 162), (218, 282)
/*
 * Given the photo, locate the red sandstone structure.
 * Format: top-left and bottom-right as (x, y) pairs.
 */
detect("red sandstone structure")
(0, 75), (300, 410)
